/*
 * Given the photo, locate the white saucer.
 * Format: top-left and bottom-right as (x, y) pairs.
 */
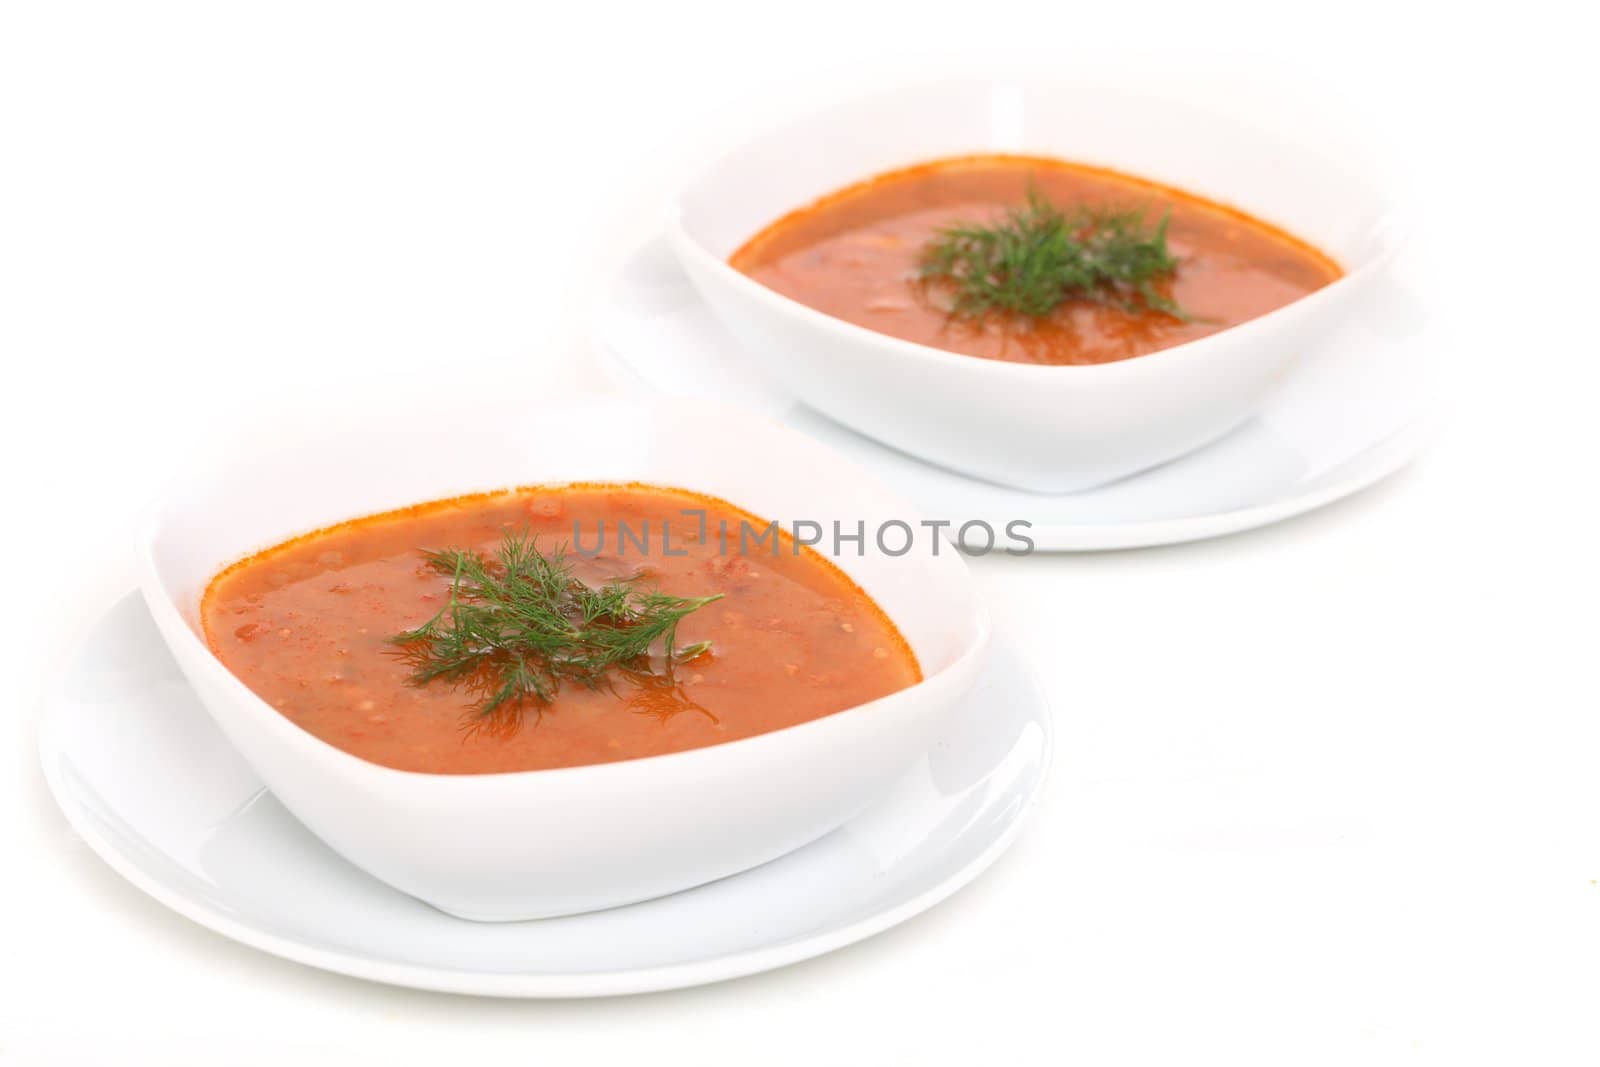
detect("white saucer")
(594, 238), (1434, 551)
(39, 594), (1051, 998)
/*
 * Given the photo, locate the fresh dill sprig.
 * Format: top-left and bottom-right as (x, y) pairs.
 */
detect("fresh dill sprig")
(389, 530), (721, 732)
(919, 187), (1186, 321)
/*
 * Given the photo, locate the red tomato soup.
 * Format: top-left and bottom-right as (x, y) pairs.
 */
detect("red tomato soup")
(202, 485), (920, 774)
(731, 154), (1342, 366)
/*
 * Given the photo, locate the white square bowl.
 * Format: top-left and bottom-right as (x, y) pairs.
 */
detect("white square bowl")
(668, 79), (1405, 493)
(139, 398), (990, 920)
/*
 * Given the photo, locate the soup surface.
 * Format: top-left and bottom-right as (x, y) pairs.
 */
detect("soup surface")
(731, 154), (1342, 366)
(202, 485), (920, 774)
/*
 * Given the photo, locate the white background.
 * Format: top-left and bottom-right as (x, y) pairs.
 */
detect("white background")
(2, 1), (1595, 1063)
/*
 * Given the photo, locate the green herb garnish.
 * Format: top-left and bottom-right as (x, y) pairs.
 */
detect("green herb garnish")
(389, 530), (721, 732)
(919, 187), (1186, 321)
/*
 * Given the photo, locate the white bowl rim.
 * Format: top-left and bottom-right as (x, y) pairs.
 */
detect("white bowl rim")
(667, 76), (1409, 381)
(138, 400), (992, 791)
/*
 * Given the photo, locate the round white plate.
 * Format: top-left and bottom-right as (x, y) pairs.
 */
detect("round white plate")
(39, 594), (1051, 998)
(594, 238), (1435, 551)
